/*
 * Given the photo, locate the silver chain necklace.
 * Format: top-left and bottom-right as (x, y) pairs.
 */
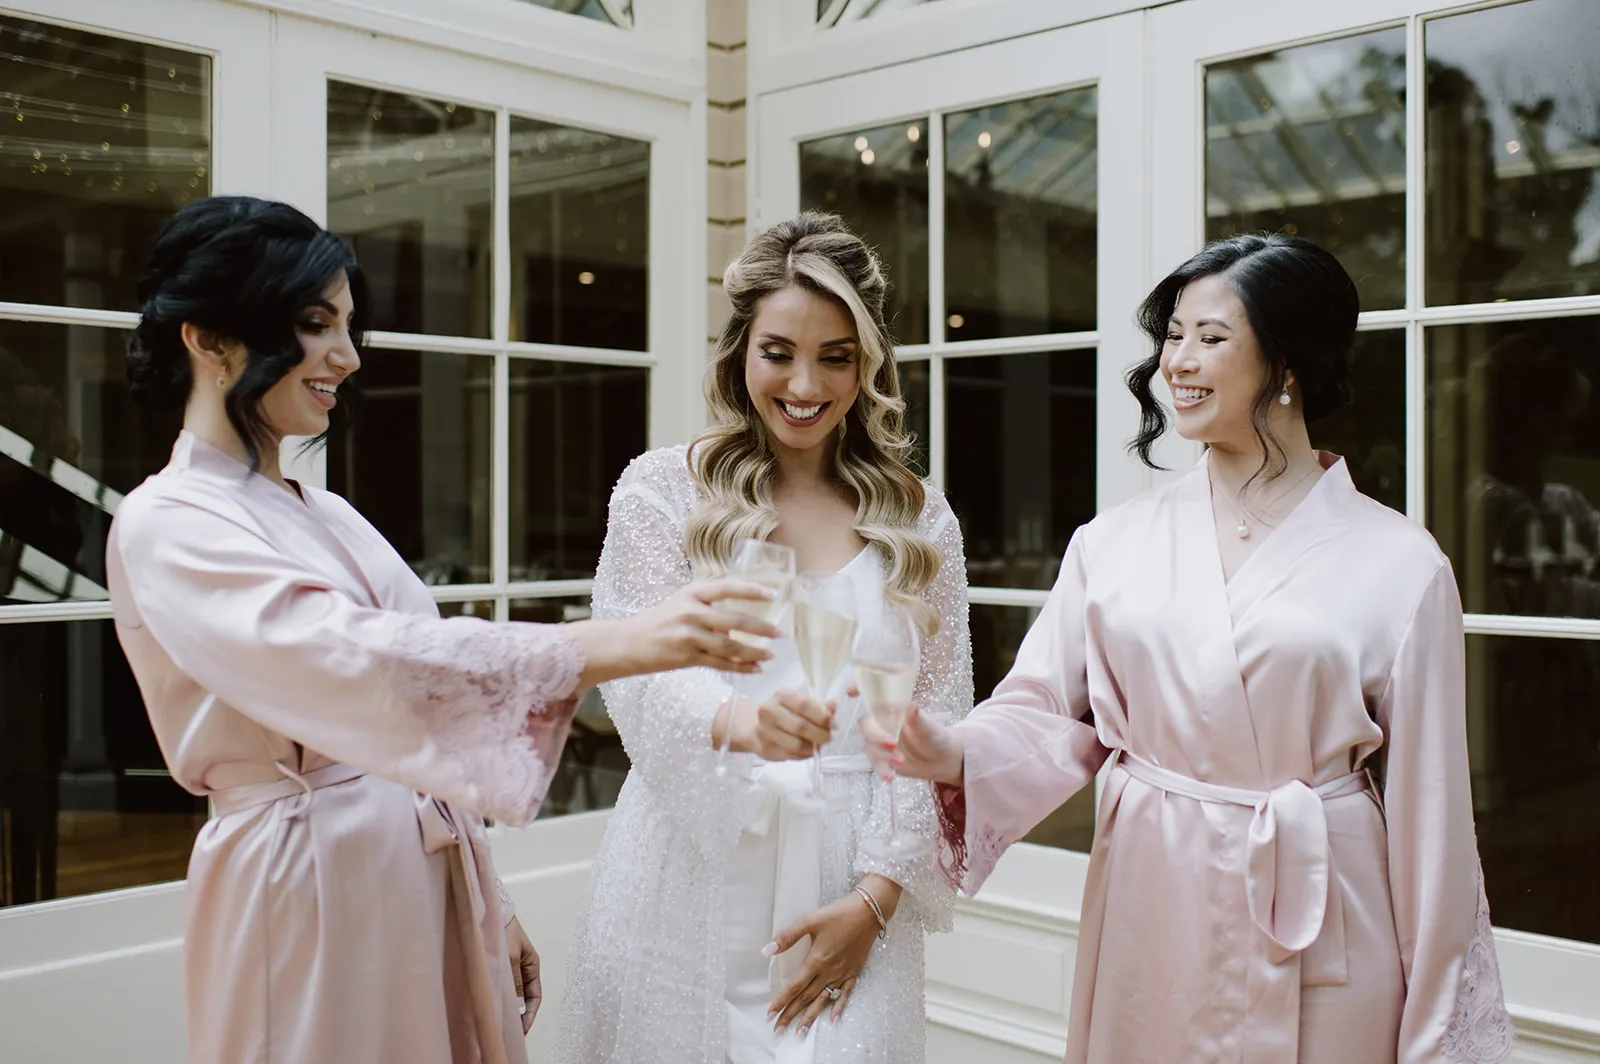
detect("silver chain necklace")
(1214, 464), (1320, 540)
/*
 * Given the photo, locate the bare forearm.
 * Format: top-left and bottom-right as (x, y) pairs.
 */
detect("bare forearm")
(564, 617), (652, 688)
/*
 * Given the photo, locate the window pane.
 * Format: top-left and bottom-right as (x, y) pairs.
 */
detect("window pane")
(1468, 633), (1600, 944)
(0, 619), (206, 908)
(1426, 0), (1600, 305)
(946, 351), (1095, 590)
(328, 349), (491, 586)
(510, 596), (628, 816)
(435, 599), (495, 619)
(509, 119), (649, 350)
(1310, 328), (1406, 513)
(1205, 29), (1407, 311)
(513, 0), (633, 26)
(945, 88), (1096, 341)
(900, 358), (930, 478)
(508, 359), (647, 582)
(1426, 316), (1600, 618)
(800, 120), (930, 345)
(969, 602), (1094, 852)
(0, 17), (211, 311)
(326, 83), (493, 338)
(817, 0), (945, 27)
(0, 322), (180, 604)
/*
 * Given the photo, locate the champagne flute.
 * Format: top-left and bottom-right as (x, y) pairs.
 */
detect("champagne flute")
(792, 572), (858, 805)
(853, 606), (929, 860)
(713, 539), (796, 777)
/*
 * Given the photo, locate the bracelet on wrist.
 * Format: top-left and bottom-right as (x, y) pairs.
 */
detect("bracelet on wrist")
(854, 883), (888, 941)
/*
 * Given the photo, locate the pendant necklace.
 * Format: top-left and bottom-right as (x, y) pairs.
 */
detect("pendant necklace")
(1220, 464), (1319, 540)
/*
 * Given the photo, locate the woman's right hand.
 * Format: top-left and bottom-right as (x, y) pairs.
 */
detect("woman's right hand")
(717, 690), (834, 761)
(571, 579), (781, 688)
(859, 702), (965, 785)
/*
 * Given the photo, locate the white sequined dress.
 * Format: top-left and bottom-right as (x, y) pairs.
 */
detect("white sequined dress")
(554, 445), (974, 1064)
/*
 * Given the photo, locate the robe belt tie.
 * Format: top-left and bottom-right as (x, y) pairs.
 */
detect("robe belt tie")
(210, 763), (509, 1064)
(1115, 752), (1369, 971)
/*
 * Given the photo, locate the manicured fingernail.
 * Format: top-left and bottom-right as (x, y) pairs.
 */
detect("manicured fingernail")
(761, 941), (778, 957)
(893, 754), (904, 765)
(775, 1024), (788, 1035)
(879, 771), (893, 781)
(767, 1009), (778, 1021)
(881, 739), (896, 749)
(799, 1025), (810, 1036)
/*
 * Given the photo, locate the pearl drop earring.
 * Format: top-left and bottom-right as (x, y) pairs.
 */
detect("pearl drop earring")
(217, 373), (228, 390)
(1279, 390), (1291, 406)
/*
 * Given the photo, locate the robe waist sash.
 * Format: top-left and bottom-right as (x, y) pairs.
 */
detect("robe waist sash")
(1115, 752), (1369, 971)
(210, 761), (513, 1064)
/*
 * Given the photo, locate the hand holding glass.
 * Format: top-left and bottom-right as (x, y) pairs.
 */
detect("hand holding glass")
(853, 607), (928, 860)
(714, 539), (796, 777)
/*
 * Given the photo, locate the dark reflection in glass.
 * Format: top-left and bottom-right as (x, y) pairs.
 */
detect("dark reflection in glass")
(1310, 329), (1406, 513)
(0, 17), (211, 311)
(508, 359), (648, 583)
(328, 349), (491, 586)
(0, 323), (180, 604)
(511, 596), (629, 816)
(513, 0), (632, 27)
(968, 602), (1095, 852)
(1427, 316), (1600, 619)
(1427, 0), (1600, 305)
(326, 83), (493, 338)
(945, 89), (1096, 341)
(509, 118), (649, 350)
(1206, 29), (1407, 311)
(435, 599), (494, 620)
(800, 120), (930, 344)
(0, 619), (206, 908)
(1468, 633), (1600, 944)
(899, 358), (929, 478)
(946, 351), (1095, 590)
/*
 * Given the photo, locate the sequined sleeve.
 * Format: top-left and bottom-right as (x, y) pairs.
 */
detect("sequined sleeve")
(854, 491), (973, 934)
(590, 449), (753, 850)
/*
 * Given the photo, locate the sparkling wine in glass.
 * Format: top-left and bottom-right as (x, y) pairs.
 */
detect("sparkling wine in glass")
(854, 606), (929, 860)
(792, 573), (858, 804)
(714, 539), (795, 777)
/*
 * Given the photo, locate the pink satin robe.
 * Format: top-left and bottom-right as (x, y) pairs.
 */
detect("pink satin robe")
(106, 432), (581, 1064)
(936, 454), (1514, 1064)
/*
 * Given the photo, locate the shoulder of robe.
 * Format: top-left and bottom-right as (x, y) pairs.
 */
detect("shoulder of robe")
(917, 483), (958, 539)
(614, 444), (696, 520)
(1336, 484), (1449, 572)
(1074, 473), (1190, 553)
(112, 471), (265, 549)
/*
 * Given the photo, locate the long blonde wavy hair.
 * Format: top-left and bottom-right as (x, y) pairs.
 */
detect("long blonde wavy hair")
(685, 211), (942, 635)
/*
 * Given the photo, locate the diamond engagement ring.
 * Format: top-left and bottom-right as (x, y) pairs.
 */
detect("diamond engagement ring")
(825, 986), (841, 1001)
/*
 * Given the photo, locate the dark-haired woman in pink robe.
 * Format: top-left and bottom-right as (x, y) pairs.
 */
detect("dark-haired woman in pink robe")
(863, 236), (1514, 1064)
(108, 196), (777, 1064)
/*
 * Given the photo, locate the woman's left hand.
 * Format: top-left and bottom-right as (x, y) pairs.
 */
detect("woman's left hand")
(507, 916), (542, 1032)
(766, 879), (898, 1035)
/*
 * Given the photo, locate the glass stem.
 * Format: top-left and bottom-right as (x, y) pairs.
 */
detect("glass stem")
(887, 772), (899, 844)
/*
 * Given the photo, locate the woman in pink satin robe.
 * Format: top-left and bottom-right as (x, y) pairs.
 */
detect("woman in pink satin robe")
(107, 196), (778, 1064)
(863, 236), (1515, 1063)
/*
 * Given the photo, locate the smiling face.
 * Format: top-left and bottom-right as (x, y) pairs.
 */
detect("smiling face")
(744, 284), (862, 456)
(255, 271), (361, 441)
(1160, 273), (1290, 452)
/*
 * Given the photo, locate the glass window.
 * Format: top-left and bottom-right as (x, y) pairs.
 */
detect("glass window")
(326, 84), (494, 338)
(508, 359), (648, 582)
(800, 120), (931, 345)
(509, 119), (650, 350)
(514, 0), (633, 27)
(0, 17), (211, 312)
(817, 0), (947, 27)
(1426, 0), (1600, 306)
(0, 619), (206, 908)
(0, 322), (180, 605)
(327, 349), (493, 586)
(435, 599), (496, 619)
(1426, 315), (1600, 620)
(946, 351), (1096, 590)
(899, 359), (930, 477)
(1205, 28), (1407, 311)
(945, 88), (1097, 341)
(1468, 633), (1600, 944)
(1310, 328), (1406, 513)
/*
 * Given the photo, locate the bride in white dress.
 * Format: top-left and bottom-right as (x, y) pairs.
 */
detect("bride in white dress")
(555, 212), (973, 1064)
